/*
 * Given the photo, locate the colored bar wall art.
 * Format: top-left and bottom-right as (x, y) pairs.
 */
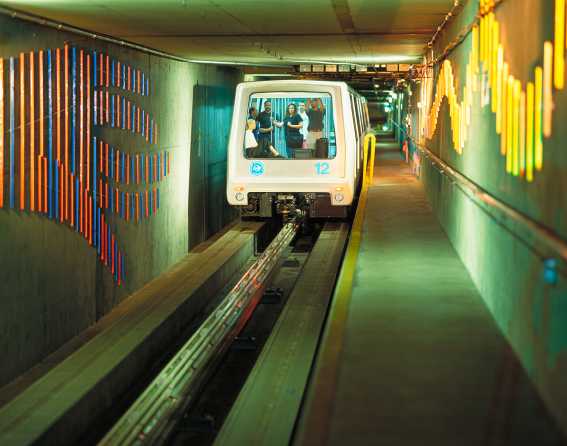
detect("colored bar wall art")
(419, 0), (567, 183)
(0, 46), (171, 285)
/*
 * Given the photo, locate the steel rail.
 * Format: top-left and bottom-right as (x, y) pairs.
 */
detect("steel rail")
(99, 222), (298, 445)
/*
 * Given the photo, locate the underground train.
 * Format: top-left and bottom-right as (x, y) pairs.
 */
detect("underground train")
(226, 80), (370, 219)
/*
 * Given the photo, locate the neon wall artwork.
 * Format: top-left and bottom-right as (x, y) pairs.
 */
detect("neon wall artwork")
(0, 45), (171, 285)
(421, 0), (566, 183)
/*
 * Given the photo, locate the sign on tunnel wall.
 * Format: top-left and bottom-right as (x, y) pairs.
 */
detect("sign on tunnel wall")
(0, 46), (171, 285)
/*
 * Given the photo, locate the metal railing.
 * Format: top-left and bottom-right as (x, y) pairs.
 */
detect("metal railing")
(393, 122), (567, 265)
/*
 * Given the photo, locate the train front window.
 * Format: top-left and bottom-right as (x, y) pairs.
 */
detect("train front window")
(244, 93), (336, 160)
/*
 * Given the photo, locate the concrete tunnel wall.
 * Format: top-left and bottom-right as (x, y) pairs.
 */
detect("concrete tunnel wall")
(402, 0), (567, 430)
(0, 15), (242, 387)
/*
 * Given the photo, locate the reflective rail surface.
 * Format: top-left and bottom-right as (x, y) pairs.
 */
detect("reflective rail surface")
(99, 222), (298, 445)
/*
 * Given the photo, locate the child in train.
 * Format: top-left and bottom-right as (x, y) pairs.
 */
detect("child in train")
(245, 118), (280, 158)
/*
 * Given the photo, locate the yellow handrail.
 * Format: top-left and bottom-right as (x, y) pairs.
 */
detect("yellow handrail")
(363, 133), (376, 185)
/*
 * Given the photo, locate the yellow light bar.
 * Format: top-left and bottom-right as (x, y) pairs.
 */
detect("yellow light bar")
(526, 82), (535, 182)
(519, 89), (526, 177)
(491, 20), (499, 113)
(506, 75), (514, 171)
(543, 41), (553, 138)
(512, 79), (521, 176)
(495, 45), (504, 134)
(555, 0), (565, 89)
(500, 63), (509, 155)
(534, 66), (544, 171)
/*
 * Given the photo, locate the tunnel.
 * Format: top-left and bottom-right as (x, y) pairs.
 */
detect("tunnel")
(0, 0), (566, 445)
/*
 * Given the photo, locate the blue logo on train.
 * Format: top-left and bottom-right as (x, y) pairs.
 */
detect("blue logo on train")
(250, 161), (265, 176)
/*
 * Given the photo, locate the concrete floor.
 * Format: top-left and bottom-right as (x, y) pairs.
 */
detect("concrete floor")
(297, 141), (566, 445)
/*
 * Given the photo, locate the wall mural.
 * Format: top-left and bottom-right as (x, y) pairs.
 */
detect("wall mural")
(421, 0), (566, 183)
(0, 45), (171, 285)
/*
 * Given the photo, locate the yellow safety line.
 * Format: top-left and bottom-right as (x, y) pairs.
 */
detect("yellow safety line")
(296, 133), (376, 445)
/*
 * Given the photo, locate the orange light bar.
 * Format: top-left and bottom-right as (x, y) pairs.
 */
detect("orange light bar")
(30, 52), (35, 212)
(0, 58), (3, 208)
(145, 190), (149, 218)
(106, 54), (109, 87)
(145, 153), (149, 183)
(56, 48), (61, 162)
(70, 173), (75, 227)
(39, 50), (44, 212)
(86, 54), (90, 192)
(65, 44), (69, 221)
(105, 143), (109, 177)
(79, 50), (84, 188)
(19, 52), (25, 211)
(99, 52), (103, 88)
(59, 163), (64, 222)
(153, 153), (157, 182)
(43, 158), (47, 212)
(99, 140), (103, 173)
(153, 188), (157, 214)
(89, 193), (92, 245)
(115, 149), (120, 183)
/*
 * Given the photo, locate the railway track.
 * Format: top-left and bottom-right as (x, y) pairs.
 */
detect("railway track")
(96, 220), (349, 445)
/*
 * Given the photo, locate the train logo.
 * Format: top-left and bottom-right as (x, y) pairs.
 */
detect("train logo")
(249, 161), (265, 176)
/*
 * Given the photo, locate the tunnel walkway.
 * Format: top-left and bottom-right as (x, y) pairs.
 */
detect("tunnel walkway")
(295, 140), (566, 445)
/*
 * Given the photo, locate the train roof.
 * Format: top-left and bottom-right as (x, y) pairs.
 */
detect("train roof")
(236, 79), (366, 99)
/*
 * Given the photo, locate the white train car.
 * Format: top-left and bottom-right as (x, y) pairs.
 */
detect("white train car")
(226, 80), (370, 219)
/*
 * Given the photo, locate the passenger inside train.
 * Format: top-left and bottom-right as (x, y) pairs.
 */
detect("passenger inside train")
(244, 93), (336, 159)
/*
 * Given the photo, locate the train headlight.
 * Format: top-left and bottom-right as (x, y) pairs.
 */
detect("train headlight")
(334, 193), (344, 203)
(235, 192), (245, 202)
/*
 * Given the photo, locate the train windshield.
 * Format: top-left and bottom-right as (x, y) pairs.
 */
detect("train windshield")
(244, 92), (336, 160)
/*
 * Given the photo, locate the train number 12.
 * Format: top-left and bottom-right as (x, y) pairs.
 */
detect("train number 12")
(315, 162), (330, 175)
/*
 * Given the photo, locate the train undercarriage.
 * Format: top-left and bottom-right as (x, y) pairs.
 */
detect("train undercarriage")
(239, 192), (349, 220)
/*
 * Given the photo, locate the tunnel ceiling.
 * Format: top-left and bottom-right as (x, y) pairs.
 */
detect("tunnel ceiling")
(0, 0), (453, 66)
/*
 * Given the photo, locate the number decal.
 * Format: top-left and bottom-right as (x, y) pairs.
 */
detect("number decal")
(315, 162), (330, 175)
